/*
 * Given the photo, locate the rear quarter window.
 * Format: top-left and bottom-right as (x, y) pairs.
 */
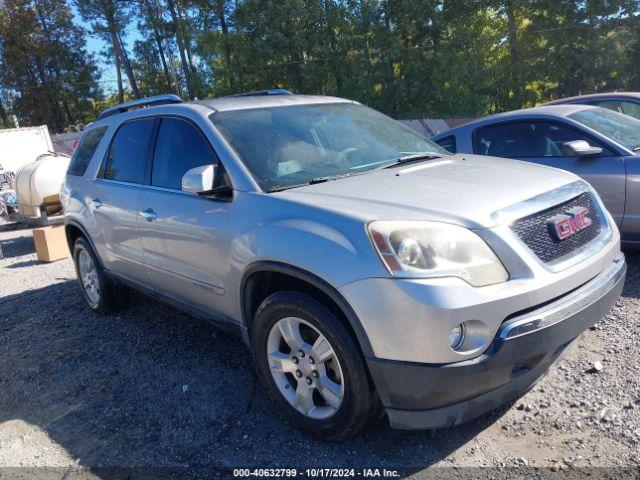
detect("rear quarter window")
(67, 126), (108, 176)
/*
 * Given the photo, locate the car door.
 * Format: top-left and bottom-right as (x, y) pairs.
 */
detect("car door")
(473, 120), (626, 228)
(91, 117), (156, 283)
(621, 154), (640, 241)
(136, 115), (232, 314)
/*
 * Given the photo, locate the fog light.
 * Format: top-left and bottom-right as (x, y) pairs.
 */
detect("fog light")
(448, 320), (491, 354)
(448, 323), (466, 350)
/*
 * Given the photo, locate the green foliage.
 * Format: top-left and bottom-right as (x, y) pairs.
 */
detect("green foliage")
(193, 0), (640, 117)
(0, 0), (100, 131)
(1, 0), (640, 130)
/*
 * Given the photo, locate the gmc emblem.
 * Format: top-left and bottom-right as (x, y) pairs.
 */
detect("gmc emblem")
(547, 207), (592, 240)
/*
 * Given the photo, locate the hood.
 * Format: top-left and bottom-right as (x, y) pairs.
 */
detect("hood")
(275, 154), (579, 229)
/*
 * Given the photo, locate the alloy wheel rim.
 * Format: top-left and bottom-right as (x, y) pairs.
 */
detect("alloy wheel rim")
(267, 317), (344, 419)
(78, 249), (100, 305)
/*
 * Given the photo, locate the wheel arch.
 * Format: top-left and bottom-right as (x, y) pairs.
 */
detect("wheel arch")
(240, 261), (374, 358)
(64, 220), (99, 258)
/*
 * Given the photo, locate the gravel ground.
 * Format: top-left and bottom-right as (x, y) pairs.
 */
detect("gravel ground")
(0, 223), (639, 479)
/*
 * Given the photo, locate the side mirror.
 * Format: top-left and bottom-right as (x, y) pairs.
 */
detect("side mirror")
(182, 164), (217, 195)
(562, 140), (603, 157)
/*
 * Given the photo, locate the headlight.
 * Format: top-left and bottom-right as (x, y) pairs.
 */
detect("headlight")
(367, 221), (508, 287)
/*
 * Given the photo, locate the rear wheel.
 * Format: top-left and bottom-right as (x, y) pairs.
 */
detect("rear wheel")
(72, 236), (128, 313)
(251, 291), (376, 441)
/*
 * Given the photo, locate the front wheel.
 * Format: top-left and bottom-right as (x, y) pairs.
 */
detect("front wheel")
(251, 291), (377, 441)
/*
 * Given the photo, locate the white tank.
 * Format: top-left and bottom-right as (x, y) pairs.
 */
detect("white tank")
(15, 153), (70, 220)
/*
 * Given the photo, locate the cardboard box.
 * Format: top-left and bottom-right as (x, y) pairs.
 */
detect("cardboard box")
(42, 194), (63, 216)
(42, 194), (60, 205)
(33, 225), (69, 262)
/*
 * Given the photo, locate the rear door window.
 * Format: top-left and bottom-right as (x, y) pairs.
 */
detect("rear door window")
(102, 118), (155, 183)
(151, 117), (218, 190)
(68, 125), (108, 176)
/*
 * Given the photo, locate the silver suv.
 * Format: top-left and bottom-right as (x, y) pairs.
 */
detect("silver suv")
(61, 92), (625, 440)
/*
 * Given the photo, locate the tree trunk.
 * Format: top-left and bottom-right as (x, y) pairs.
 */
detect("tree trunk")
(153, 26), (173, 91)
(109, 27), (125, 103)
(215, 0), (235, 91)
(323, 0), (342, 89)
(117, 31), (141, 98)
(383, 3), (396, 107)
(151, 0), (181, 95)
(176, 0), (196, 72)
(166, 0), (193, 98)
(162, 26), (181, 95)
(61, 98), (74, 126)
(0, 100), (9, 128)
(505, 0), (521, 107)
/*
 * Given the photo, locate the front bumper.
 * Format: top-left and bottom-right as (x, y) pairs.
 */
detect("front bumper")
(366, 253), (625, 430)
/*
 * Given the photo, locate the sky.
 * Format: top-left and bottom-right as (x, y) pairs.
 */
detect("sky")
(70, 5), (143, 94)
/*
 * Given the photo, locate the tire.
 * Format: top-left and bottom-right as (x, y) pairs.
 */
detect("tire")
(72, 236), (128, 313)
(251, 291), (377, 441)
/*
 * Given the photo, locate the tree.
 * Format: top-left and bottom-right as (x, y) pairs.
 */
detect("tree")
(165, 0), (194, 98)
(134, 0), (179, 94)
(74, 0), (140, 102)
(5, 0), (640, 127)
(0, 0), (100, 131)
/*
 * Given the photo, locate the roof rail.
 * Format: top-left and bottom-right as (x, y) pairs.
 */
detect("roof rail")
(98, 94), (183, 120)
(224, 89), (293, 98)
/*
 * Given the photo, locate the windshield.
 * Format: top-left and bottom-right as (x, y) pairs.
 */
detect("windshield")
(212, 103), (445, 191)
(569, 107), (640, 151)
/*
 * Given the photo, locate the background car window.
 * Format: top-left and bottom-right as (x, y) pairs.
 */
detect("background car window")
(435, 135), (457, 153)
(596, 100), (640, 120)
(103, 118), (155, 183)
(619, 101), (640, 119)
(68, 125), (108, 176)
(569, 107), (640, 151)
(151, 118), (218, 190)
(474, 121), (607, 158)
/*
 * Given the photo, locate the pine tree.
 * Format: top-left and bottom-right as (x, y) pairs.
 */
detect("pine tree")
(74, 0), (140, 102)
(0, 0), (100, 131)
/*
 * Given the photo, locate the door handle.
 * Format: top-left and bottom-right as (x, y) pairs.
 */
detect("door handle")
(140, 208), (157, 221)
(92, 198), (103, 209)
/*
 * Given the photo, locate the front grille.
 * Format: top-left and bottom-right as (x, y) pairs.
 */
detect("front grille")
(511, 192), (602, 263)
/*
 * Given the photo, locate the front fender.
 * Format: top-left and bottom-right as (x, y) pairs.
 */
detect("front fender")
(229, 217), (386, 356)
(230, 218), (386, 288)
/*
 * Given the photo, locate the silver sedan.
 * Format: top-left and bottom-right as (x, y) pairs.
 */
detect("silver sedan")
(433, 104), (640, 244)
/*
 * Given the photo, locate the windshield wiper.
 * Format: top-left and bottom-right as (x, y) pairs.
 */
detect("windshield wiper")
(268, 171), (367, 191)
(633, 145), (640, 152)
(267, 182), (312, 192)
(309, 171), (364, 184)
(381, 152), (447, 169)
